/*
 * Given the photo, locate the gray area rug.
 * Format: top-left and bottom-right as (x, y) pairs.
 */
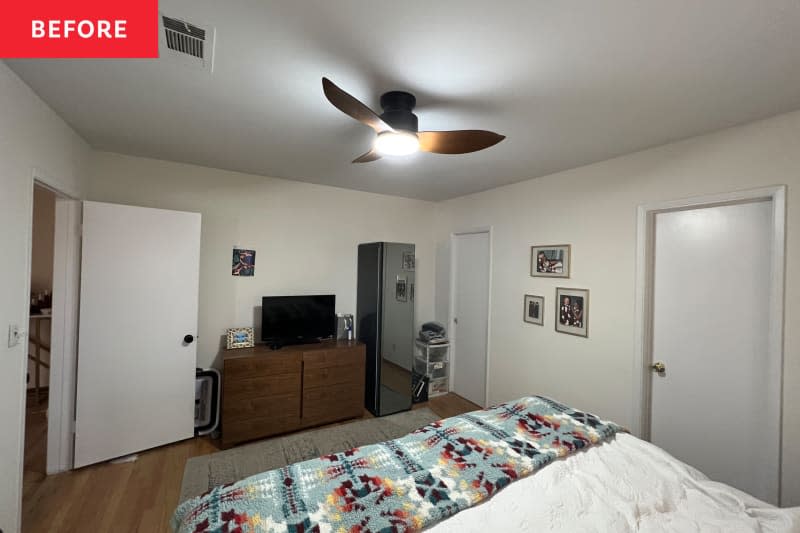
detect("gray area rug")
(180, 408), (439, 503)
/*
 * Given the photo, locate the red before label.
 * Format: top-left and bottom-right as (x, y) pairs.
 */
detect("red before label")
(0, 0), (158, 58)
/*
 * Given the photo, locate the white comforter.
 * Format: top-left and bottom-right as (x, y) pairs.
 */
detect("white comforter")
(427, 433), (800, 532)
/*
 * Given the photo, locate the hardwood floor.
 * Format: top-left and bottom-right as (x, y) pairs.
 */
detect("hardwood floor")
(421, 392), (481, 419)
(21, 392), (480, 533)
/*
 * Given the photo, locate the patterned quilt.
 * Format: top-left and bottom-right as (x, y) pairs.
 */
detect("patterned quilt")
(172, 396), (624, 533)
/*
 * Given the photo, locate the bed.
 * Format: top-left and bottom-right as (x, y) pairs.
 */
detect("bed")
(172, 396), (800, 532)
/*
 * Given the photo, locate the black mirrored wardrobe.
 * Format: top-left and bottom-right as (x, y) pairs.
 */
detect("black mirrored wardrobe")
(357, 242), (415, 416)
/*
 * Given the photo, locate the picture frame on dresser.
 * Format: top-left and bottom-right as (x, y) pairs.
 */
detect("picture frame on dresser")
(226, 327), (255, 349)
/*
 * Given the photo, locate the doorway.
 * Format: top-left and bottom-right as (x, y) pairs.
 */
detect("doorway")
(633, 186), (785, 505)
(450, 229), (492, 407)
(23, 184), (57, 494)
(21, 177), (82, 533)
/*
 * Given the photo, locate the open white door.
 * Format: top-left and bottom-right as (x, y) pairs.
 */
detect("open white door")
(74, 202), (201, 468)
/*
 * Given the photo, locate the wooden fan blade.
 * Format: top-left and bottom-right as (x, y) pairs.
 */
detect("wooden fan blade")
(418, 130), (505, 154)
(352, 149), (382, 163)
(322, 77), (393, 133)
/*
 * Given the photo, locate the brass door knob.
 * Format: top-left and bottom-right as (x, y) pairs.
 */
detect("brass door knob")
(651, 361), (666, 373)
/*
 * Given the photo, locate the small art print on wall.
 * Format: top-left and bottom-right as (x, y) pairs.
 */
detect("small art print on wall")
(524, 294), (544, 325)
(232, 248), (255, 277)
(531, 245), (571, 278)
(555, 287), (588, 337)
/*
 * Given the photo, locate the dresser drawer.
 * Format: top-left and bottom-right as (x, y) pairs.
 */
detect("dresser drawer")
(302, 381), (364, 423)
(302, 346), (365, 369)
(225, 352), (301, 380)
(223, 414), (300, 445)
(224, 373), (300, 402)
(304, 363), (364, 389)
(223, 391), (300, 423)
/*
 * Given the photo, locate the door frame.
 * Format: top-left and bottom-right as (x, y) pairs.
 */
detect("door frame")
(632, 185), (786, 496)
(448, 227), (493, 407)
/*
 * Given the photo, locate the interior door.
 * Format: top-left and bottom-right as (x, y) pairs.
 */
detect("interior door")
(650, 200), (779, 504)
(452, 232), (490, 406)
(74, 202), (201, 468)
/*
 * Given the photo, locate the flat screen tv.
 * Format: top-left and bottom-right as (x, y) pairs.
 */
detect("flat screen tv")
(261, 295), (336, 347)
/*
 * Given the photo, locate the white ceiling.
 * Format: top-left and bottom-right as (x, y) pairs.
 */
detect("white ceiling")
(8, 1), (800, 201)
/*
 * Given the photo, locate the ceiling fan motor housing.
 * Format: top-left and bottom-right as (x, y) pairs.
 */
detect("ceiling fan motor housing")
(379, 91), (418, 133)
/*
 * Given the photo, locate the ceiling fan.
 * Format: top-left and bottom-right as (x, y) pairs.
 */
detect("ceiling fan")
(322, 77), (505, 163)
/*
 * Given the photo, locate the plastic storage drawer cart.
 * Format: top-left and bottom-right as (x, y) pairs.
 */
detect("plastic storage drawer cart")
(414, 340), (450, 398)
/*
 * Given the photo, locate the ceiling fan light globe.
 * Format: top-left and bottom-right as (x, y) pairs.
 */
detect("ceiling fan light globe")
(374, 131), (419, 156)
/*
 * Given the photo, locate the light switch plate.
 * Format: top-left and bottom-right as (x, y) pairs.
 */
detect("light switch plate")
(8, 324), (19, 348)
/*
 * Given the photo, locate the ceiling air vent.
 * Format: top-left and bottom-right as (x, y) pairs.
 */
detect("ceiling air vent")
(159, 14), (215, 72)
(162, 16), (206, 58)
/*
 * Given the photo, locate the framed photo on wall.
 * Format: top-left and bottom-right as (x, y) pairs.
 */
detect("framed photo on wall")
(523, 294), (544, 325)
(226, 327), (255, 349)
(555, 287), (588, 337)
(531, 245), (571, 278)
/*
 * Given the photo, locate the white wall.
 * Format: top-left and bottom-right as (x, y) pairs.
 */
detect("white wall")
(435, 109), (800, 506)
(0, 61), (89, 532)
(86, 152), (438, 369)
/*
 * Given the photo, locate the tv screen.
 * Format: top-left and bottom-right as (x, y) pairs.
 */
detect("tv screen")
(261, 295), (336, 345)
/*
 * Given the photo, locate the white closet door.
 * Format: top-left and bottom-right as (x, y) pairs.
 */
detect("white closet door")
(452, 231), (491, 407)
(74, 202), (201, 468)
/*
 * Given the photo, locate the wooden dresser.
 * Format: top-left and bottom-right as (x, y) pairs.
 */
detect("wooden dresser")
(222, 340), (365, 447)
